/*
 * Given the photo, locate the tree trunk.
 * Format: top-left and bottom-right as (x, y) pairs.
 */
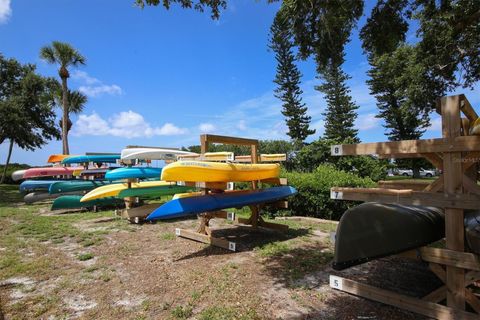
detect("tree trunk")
(61, 76), (70, 155)
(0, 139), (14, 184)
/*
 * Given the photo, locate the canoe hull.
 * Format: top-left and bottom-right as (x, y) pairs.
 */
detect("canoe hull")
(62, 154), (120, 164)
(121, 148), (195, 161)
(105, 167), (162, 180)
(51, 195), (124, 210)
(23, 167), (77, 179)
(465, 210), (480, 255)
(146, 186), (297, 221)
(48, 180), (112, 194)
(20, 180), (59, 192)
(161, 161), (280, 182)
(333, 202), (445, 270)
(11, 170), (26, 181)
(24, 192), (72, 204)
(117, 185), (194, 199)
(80, 181), (173, 201)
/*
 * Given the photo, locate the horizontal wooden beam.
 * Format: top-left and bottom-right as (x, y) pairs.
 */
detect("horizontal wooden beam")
(459, 94), (478, 123)
(175, 228), (236, 251)
(377, 180), (431, 191)
(124, 145), (181, 150)
(329, 276), (479, 320)
(201, 134), (259, 146)
(398, 247), (480, 271)
(331, 136), (480, 156)
(330, 187), (480, 210)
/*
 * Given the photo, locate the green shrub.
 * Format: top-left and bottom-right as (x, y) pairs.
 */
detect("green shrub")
(0, 163), (30, 184)
(281, 164), (375, 220)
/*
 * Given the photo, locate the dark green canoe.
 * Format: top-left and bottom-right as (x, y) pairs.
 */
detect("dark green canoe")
(333, 202), (445, 270)
(51, 195), (124, 210)
(117, 185), (194, 199)
(49, 180), (114, 194)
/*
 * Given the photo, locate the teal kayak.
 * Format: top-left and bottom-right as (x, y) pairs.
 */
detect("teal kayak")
(62, 154), (120, 164)
(105, 167), (162, 180)
(49, 180), (114, 194)
(51, 195), (124, 210)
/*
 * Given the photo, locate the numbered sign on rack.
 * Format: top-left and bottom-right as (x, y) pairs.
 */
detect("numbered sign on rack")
(331, 145), (343, 156)
(329, 275), (343, 290)
(330, 190), (343, 200)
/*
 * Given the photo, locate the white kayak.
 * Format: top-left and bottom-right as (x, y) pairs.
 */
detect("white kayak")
(23, 191), (76, 204)
(121, 148), (197, 161)
(11, 169), (27, 181)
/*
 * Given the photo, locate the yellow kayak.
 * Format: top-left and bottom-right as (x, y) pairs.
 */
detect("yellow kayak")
(161, 161), (280, 182)
(81, 181), (172, 202)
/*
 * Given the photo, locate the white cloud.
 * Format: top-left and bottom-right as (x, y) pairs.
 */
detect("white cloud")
(237, 120), (247, 131)
(199, 123), (216, 133)
(79, 84), (122, 97)
(72, 70), (123, 97)
(356, 113), (381, 130)
(72, 110), (188, 138)
(72, 70), (101, 85)
(0, 0), (11, 24)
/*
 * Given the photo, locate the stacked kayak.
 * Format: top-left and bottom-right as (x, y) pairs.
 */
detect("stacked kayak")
(146, 186), (297, 221)
(105, 167), (162, 180)
(160, 161), (280, 183)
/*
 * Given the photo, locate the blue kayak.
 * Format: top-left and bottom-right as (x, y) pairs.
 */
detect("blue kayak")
(146, 186), (297, 221)
(62, 154), (120, 164)
(105, 167), (162, 180)
(20, 180), (60, 192)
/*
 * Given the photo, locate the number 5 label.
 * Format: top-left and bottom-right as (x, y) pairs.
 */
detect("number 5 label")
(329, 275), (343, 290)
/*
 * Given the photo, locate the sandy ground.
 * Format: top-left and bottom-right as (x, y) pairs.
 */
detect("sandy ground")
(0, 203), (442, 320)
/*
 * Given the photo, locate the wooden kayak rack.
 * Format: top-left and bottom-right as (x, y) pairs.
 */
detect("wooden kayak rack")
(175, 134), (289, 251)
(329, 94), (480, 319)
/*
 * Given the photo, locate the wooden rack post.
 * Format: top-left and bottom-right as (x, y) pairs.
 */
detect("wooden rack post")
(175, 134), (289, 251)
(328, 95), (480, 319)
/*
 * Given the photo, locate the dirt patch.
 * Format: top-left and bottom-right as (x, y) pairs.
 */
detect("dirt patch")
(0, 206), (444, 320)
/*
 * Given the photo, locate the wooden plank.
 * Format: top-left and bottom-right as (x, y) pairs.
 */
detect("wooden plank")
(424, 153), (444, 170)
(422, 286), (446, 303)
(330, 135), (480, 156)
(377, 153), (426, 159)
(459, 94), (478, 123)
(260, 154), (287, 162)
(462, 175), (480, 195)
(330, 187), (480, 210)
(261, 177), (288, 186)
(462, 152), (480, 172)
(175, 228), (236, 251)
(377, 180), (431, 191)
(461, 118), (471, 136)
(424, 176), (444, 192)
(399, 247), (480, 271)
(465, 290), (480, 314)
(201, 134), (259, 146)
(329, 276), (479, 320)
(442, 95), (466, 310)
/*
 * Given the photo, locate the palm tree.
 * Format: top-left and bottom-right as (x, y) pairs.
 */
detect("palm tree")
(40, 41), (86, 154)
(54, 89), (88, 133)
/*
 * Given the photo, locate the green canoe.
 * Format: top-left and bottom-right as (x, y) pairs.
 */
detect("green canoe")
(117, 185), (194, 199)
(51, 195), (124, 210)
(49, 180), (114, 194)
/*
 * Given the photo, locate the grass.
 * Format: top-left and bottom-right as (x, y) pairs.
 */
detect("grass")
(170, 305), (193, 319)
(255, 241), (291, 257)
(198, 306), (258, 320)
(77, 253), (94, 261)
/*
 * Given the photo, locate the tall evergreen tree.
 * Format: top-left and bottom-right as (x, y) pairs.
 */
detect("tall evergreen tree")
(317, 62), (359, 142)
(270, 11), (315, 145)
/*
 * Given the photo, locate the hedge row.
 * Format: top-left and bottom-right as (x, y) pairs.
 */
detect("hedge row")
(279, 164), (376, 221)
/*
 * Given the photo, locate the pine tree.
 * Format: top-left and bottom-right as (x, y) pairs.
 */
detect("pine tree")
(317, 62), (359, 142)
(270, 11), (315, 145)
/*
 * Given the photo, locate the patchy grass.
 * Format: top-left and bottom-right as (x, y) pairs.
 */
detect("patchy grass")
(198, 306), (258, 320)
(160, 232), (175, 240)
(255, 241), (291, 257)
(170, 305), (193, 319)
(77, 253), (94, 261)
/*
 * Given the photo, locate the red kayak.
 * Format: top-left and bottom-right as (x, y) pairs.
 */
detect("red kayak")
(23, 167), (79, 179)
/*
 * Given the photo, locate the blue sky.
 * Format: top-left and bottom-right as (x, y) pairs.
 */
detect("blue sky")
(0, 0), (478, 165)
